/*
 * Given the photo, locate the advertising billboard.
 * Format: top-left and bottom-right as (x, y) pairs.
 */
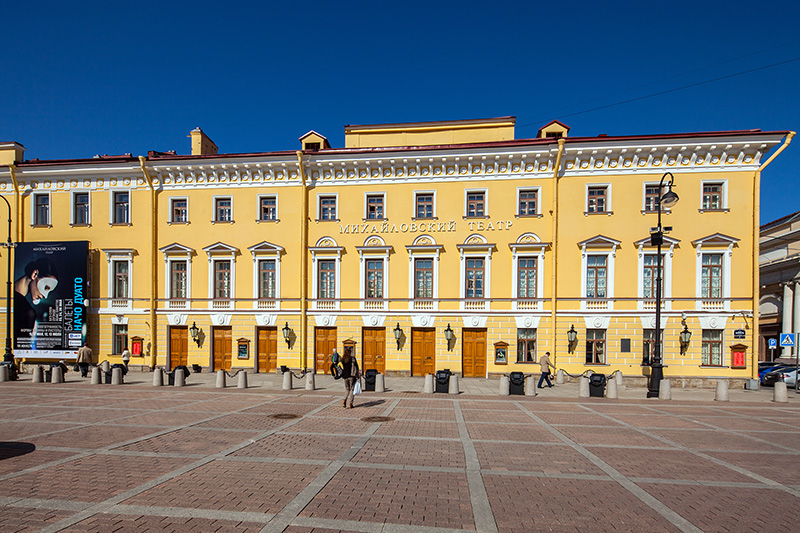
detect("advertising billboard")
(13, 241), (89, 359)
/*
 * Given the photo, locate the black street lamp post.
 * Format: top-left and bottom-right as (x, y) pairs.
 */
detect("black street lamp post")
(0, 195), (14, 364)
(647, 172), (679, 398)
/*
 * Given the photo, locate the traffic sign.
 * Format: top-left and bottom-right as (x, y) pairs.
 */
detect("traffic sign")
(780, 333), (795, 347)
(768, 338), (777, 349)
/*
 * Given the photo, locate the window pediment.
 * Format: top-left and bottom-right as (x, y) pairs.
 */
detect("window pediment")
(691, 233), (739, 247)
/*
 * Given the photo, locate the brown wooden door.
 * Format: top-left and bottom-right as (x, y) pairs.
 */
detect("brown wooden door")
(462, 328), (487, 378)
(314, 327), (337, 372)
(362, 327), (386, 373)
(256, 327), (277, 373)
(169, 326), (188, 370)
(212, 327), (232, 371)
(411, 328), (435, 376)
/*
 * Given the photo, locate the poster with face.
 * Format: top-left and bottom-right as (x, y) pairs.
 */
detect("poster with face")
(14, 241), (89, 359)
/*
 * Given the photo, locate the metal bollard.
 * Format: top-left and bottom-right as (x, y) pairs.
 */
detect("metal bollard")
(111, 366), (123, 385)
(615, 371), (624, 389)
(304, 372), (315, 390)
(174, 368), (186, 387)
(607, 377), (618, 399)
(579, 376), (590, 398)
(715, 380), (729, 401)
(0, 365), (7, 382)
(499, 375), (510, 396)
(658, 379), (671, 400)
(556, 369), (565, 384)
(282, 371), (292, 390)
(525, 376), (536, 396)
(423, 374), (434, 393)
(152, 368), (163, 386)
(51, 366), (64, 384)
(375, 373), (385, 392)
(448, 374), (459, 395)
(216, 370), (227, 388)
(238, 371), (248, 389)
(773, 381), (789, 403)
(32, 365), (43, 383)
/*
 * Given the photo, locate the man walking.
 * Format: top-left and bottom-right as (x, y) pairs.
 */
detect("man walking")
(538, 351), (555, 388)
(76, 342), (93, 378)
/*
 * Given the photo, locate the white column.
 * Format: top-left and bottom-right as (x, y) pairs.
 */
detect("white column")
(794, 282), (800, 356)
(783, 283), (793, 357)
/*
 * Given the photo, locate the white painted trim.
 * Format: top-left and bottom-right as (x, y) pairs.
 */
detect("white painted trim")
(461, 316), (488, 328)
(583, 316), (611, 329)
(30, 191), (51, 226)
(413, 189), (437, 219)
(585, 182), (612, 213)
(636, 243), (675, 311)
(516, 186), (541, 216)
(638, 315), (668, 330)
(700, 178), (728, 210)
(463, 187), (489, 217)
(70, 190), (91, 225)
(695, 245), (732, 311)
(316, 192), (339, 220)
(580, 243), (616, 311)
(211, 195), (233, 223)
(256, 194), (278, 221)
(361, 315), (387, 327)
(698, 315), (728, 329)
(363, 191), (387, 220)
(163, 256), (192, 301)
(515, 315), (542, 329)
(108, 189), (131, 224)
(314, 314), (338, 327)
(168, 196), (189, 223)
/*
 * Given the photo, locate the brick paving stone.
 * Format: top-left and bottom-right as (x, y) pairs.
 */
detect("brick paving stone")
(636, 483), (800, 533)
(232, 433), (359, 460)
(284, 527), (364, 533)
(536, 412), (625, 426)
(112, 399), (205, 410)
(315, 402), (392, 418)
(301, 466), (475, 530)
(115, 427), (260, 454)
(602, 413), (710, 429)
(0, 406), (73, 419)
(391, 407), (457, 421)
(524, 401), (594, 412)
(0, 455), (176, 501)
(647, 405), (722, 416)
(483, 475), (681, 532)
(740, 431), (800, 451)
(31, 424), (162, 449)
(589, 446), (756, 482)
(110, 410), (218, 427)
(284, 417), (368, 435)
(466, 422), (561, 442)
(373, 419), (460, 439)
(0, 448), (79, 476)
(588, 404), (658, 415)
(35, 408), (142, 424)
(459, 400), (520, 410)
(175, 400), (269, 413)
(241, 403), (325, 416)
(0, 421), (78, 441)
(1, 506), (74, 532)
(461, 409), (536, 424)
(475, 441), (607, 475)
(760, 416), (800, 429)
(192, 413), (289, 431)
(687, 415), (791, 431)
(555, 425), (677, 447)
(706, 451), (800, 484)
(124, 459), (324, 513)
(649, 429), (789, 452)
(61, 514), (265, 532)
(396, 398), (454, 409)
(352, 435), (466, 468)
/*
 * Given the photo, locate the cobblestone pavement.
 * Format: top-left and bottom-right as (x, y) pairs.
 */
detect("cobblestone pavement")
(0, 371), (798, 532)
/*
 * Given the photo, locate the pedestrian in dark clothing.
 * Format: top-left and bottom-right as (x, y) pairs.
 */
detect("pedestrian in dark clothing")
(538, 351), (555, 388)
(340, 346), (360, 408)
(76, 343), (93, 378)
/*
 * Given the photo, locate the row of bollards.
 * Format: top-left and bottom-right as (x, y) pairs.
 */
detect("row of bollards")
(423, 373), (460, 394)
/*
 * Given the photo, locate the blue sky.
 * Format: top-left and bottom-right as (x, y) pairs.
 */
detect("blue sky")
(2, 1), (798, 223)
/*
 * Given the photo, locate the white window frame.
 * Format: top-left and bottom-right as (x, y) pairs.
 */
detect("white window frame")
(31, 192), (51, 226)
(160, 243), (194, 310)
(310, 237), (343, 310)
(102, 248), (134, 310)
(516, 187), (541, 217)
(406, 235), (443, 311)
(510, 236), (547, 311)
(212, 195), (233, 223)
(357, 236), (391, 311)
(248, 241), (283, 310)
(257, 194), (278, 222)
(71, 190), (91, 226)
(700, 179), (728, 211)
(464, 188), (488, 218)
(364, 192), (387, 220)
(317, 193), (339, 221)
(585, 183), (611, 214)
(693, 236), (736, 311)
(636, 237), (677, 311)
(204, 244), (238, 309)
(413, 190), (437, 219)
(579, 237), (619, 311)
(457, 235), (494, 311)
(109, 189), (131, 225)
(169, 196), (189, 224)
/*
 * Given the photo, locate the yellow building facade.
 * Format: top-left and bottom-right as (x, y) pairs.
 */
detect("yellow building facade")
(0, 119), (793, 385)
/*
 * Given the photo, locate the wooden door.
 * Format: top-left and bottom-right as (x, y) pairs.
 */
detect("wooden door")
(314, 327), (337, 372)
(212, 327), (232, 371)
(411, 328), (435, 376)
(169, 326), (188, 370)
(256, 327), (277, 373)
(362, 327), (386, 373)
(462, 328), (487, 378)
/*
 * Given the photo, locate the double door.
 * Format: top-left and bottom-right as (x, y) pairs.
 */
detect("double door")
(411, 328), (435, 376)
(314, 327), (337, 372)
(212, 326), (232, 371)
(362, 327), (386, 374)
(256, 327), (277, 373)
(462, 328), (486, 378)
(169, 326), (188, 370)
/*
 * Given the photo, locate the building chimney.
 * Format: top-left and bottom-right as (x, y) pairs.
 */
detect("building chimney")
(0, 142), (26, 165)
(189, 127), (218, 156)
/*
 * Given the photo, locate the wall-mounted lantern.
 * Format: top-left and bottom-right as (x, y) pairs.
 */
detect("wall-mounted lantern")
(189, 322), (201, 347)
(393, 323), (403, 350)
(282, 322), (292, 348)
(566, 324), (578, 353)
(444, 323), (454, 351)
(679, 320), (692, 355)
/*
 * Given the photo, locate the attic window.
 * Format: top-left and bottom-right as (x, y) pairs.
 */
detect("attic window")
(305, 142), (321, 151)
(546, 131), (563, 139)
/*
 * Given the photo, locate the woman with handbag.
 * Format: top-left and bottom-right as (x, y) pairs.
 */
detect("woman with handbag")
(340, 346), (361, 409)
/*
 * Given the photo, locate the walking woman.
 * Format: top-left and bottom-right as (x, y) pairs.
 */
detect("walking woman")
(340, 346), (360, 408)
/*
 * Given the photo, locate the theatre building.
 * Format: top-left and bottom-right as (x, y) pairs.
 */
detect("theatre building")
(0, 118), (793, 385)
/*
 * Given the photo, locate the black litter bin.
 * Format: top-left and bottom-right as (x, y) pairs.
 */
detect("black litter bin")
(192, 364), (202, 373)
(435, 369), (452, 393)
(509, 372), (525, 395)
(364, 369), (378, 392)
(48, 362), (67, 382)
(589, 373), (606, 397)
(167, 365), (191, 385)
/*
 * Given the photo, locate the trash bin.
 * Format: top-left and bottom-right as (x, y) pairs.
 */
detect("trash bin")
(167, 365), (191, 385)
(112, 363), (127, 375)
(435, 369), (452, 393)
(192, 364), (202, 373)
(509, 372), (525, 395)
(364, 369), (378, 392)
(589, 373), (606, 397)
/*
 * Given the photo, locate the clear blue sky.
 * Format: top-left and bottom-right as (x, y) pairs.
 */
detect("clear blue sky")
(2, 0), (798, 223)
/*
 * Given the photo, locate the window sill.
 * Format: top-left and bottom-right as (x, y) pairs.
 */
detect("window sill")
(256, 219), (279, 223)
(698, 209), (730, 214)
(70, 223), (91, 228)
(168, 221), (190, 225)
(584, 363), (610, 366)
(640, 209), (673, 215)
(516, 214), (543, 218)
(699, 365), (727, 368)
(211, 220), (235, 224)
(515, 361), (538, 364)
(412, 216), (437, 221)
(495, 361), (508, 365)
(315, 219), (340, 223)
(31, 224), (52, 228)
(584, 211), (614, 216)
(363, 218), (388, 222)
(463, 216), (489, 220)
(110, 222), (132, 226)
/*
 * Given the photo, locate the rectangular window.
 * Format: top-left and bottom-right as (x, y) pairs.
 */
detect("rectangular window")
(702, 183), (723, 210)
(518, 258), (537, 298)
(214, 260), (232, 298)
(113, 261), (129, 298)
(171, 198), (188, 223)
(318, 259), (335, 299)
(643, 329), (663, 363)
(34, 194), (50, 225)
(113, 324), (128, 355)
(517, 328), (537, 363)
(416, 193), (434, 219)
(170, 261), (187, 299)
(586, 255), (607, 298)
(215, 197), (232, 222)
(466, 192), (485, 217)
(702, 329), (723, 366)
(258, 259), (276, 299)
(320, 196), (337, 220)
(518, 190), (538, 216)
(365, 259), (384, 298)
(74, 193), (90, 225)
(644, 185), (660, 212)
(585, 329), (606, 364)
(701, 254), (723, 298)
(366, 195), (384, 219)
(414, 258), (433, 298)
(465, 258), (484, 298)
(113, 191), (130, 224)
(642, 254), (664, 299)
(587, 187), (607, 213)
(259, 196), (277, 221)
